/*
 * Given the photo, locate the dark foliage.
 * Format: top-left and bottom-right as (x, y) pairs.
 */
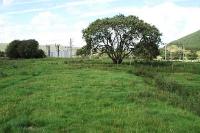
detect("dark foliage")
(76, 45), (97, 57)
(0, 71), (8, 78)
(187, 50), (198, 60)
(6, 39), (46, 59)
(35, 49), (46, 58)
(83, 14), (161, 64)
(6, 40), (21, 58)
(0, 51), (5, 57)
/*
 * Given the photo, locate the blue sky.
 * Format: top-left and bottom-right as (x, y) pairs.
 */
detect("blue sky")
(0, 0), (200, 46)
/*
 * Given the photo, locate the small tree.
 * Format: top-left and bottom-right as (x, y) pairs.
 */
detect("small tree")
(6, 40), (21, 58)
(6, 39), (45, 59)
(83, 14), (161, 64)
(18, 39), (39, 58)
(35, 49), (46, 58)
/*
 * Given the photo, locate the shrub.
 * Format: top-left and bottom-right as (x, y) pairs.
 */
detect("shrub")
(18, 40), (39, 58)
(0, 71), (8, 78)
(155, 75), (185, 95)
(6, 39), (46, 59)
(0, 51), (5, 57)
(35, 49), (46, 58)
(187, 50), (198, 60)
(6, 40), (21, 58)
(131, 67), (155, 78)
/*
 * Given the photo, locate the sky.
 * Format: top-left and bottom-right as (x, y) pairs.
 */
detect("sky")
(0, 0), (200, 47)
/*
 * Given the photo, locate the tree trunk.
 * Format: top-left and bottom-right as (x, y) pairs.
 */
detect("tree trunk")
(112, 58), (123, 64)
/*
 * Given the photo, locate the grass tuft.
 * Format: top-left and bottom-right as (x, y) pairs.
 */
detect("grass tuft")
(0, 71), (8, 78)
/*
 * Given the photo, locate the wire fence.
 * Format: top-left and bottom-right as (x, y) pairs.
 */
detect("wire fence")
(42, 45), (79, 58)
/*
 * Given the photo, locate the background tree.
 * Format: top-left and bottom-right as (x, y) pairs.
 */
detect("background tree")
(134, 42), (160, 60)
(187, 50), (198, 60)
(6, 40), (21, 58)
(76, 45), (97, 57)
(83, 14), (161, 64)
(196, 51), (200, 60)
(167, 45), (180, 60)
(18, 39), (39, 58)
(6, 39), (46, 59)
(0, 51), (5, 57)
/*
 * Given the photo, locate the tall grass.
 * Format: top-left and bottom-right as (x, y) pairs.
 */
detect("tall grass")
(0, 71), (8, 78)
(0, 58), (200, 132)
(131, 62), (200, 116)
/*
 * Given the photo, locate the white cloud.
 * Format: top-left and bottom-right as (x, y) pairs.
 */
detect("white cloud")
(77, 2), (200, 43)
(3, 0), (117, 15)
(117, 2), (200, 43)
(29, 12), (70, 45)
(2, 0), (13, 6)
(67, 0), (117, 6)
(1, 1), (200, 47)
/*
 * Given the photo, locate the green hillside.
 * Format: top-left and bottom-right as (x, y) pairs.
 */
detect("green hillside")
(169, 30), (200, 50)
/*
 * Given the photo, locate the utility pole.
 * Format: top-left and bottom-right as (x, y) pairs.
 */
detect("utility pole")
(182, 45), (185, 61)
(69, 38), (72, 58)
(165, 43), (167, 61)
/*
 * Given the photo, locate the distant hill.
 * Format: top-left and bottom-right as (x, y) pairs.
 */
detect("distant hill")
(169, 30), (200, 50)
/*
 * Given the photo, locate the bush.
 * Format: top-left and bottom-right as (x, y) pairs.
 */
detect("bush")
(133, 68), (155, 78)
(130, 66), (156, 79)
(35, 49), (46, 58)
(6, 39), (46, 59)
(187, 50), (198, 60)
(0, 71), (8, 78)
(0, 51), (5, 57)
(155, 75), (186, 95)
(6, 40), (21, 58)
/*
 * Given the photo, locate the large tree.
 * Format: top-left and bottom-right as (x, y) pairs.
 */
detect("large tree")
(83, 14), (161, 64)
(76, 44), (97, 57)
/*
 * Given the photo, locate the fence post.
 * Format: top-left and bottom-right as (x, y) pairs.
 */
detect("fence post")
(46, 45), (51, 57)
(55, 44), (60, 57)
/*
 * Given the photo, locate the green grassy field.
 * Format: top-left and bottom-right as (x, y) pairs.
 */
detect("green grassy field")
(169, 30), (200, 50)
(0, 58), (200, 132)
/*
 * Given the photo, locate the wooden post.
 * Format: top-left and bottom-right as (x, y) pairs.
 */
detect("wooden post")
(165, 43), (167, 61)
(182, 45), (185, 62)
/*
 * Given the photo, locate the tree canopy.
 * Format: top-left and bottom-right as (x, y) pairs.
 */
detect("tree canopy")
(6, 39), (46, 59)
(83, 14), (161, 64)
